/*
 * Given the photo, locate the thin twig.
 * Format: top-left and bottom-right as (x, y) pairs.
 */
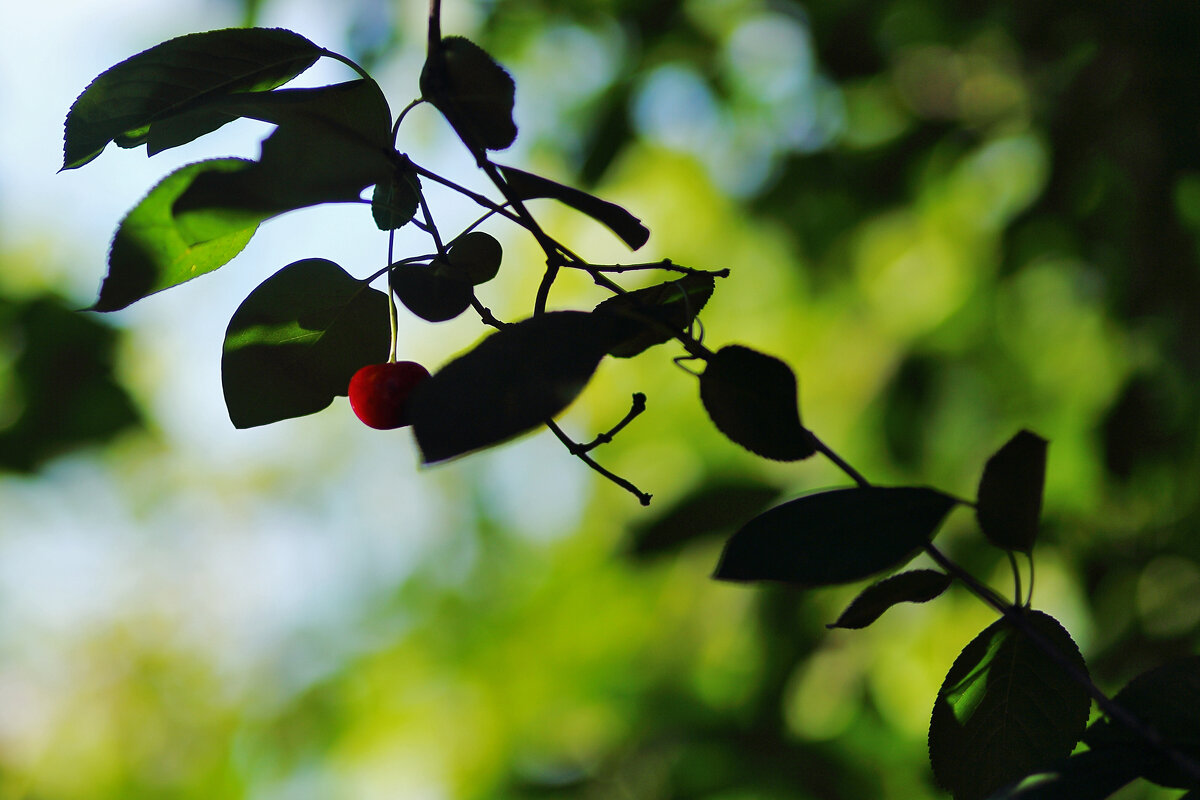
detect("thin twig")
(545, 419), (652, 506)
(571, 393), (646, 453)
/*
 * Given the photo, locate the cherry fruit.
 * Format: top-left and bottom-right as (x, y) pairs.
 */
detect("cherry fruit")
(348, 361), (431, 429)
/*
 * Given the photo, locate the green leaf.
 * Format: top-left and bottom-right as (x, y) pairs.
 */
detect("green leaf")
(173, 80), (394, 220)
(1084, 656), (1200, 789)
(498, 165), (650, 250)
(700, 345), (816, 461)
(626, 478), (783, 559)
(827, 569), (953, 630)
(442, 232), (503, 286)
(983, 749), (1142, 800)
(96, 158), (262, 311)
(372, 162), (421, 230)
(63, 27), (322, 169)
(409, 311), (619, 463)
(420, 36), (517, 152)
(713, 486), (959, 586)
(977, 430), (1048, 553)
(222, 259), (390, 428)
(929, 610), (1092, 800)
(594, 273), (715, 358)
(389, 263), (474, 322)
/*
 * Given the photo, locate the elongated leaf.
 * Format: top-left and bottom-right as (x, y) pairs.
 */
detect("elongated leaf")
(929, 610), (1092, 800)
(498, 165), (650, 250)
(63, 27), (321, 169)
(700, 345), (816, 461)
(595, 273), (715, 357)
(827, 569), (952, 630)
(627, 478), (782, 559)
(420, 36), (516, 151)
(173, 80), (394, 220)
(222, 259), (389, 428)
(713, 486), (958, 586)
(984, 749), (1142, 800)
(409, 311), (620, 463)
(977, 430), (1048, 553)
(1084, 656), (1200, 789)
(96, 158), (261, 311)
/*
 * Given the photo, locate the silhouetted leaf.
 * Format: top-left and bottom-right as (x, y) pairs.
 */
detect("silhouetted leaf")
(977, 430), (1048, 553)
(627, 478), (783, 559)
(929, 610), (1091, 800)
(97, 158), (261, 311)
(595, 273), (715, 358)
(409, 311), (619, 463)
(420, 36), (517, 151)
(1084, 656), (1200, 789)
(63, 27), (321, 169)
(389, 263), (473, 322)
(173, 80), (393, 220)
(713, 486), (958, 586)
(372, 162), (421, 230)
(984, 749), (1142, 800)
(498, 165), (650, 249)
(442, 231), (503, 285)
(700, 345), (816, 461)
(827, 569), (952, 630)
(222, 258), (389, 428)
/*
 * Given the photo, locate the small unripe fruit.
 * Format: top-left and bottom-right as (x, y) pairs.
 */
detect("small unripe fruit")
(348, 361), (430, 429)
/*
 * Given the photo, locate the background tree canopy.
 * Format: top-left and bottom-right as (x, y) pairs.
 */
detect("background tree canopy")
(0, 0), (1197, 798)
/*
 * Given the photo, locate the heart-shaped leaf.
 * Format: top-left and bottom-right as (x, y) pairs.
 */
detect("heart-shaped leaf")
(827, 569), (953, 630)
(409, 311), (619, 463)
(977, 430), (1048, 553)
(929, 610), (1092, 800)
(222, 258), (389, 428)
(63, 27), (322, 169)
(96, 158), (262, 311)
(420, 36), (517, 152)
(713, 486), (959, 586)
(700, 345), (816, 461)
(498, 165), (650, 250)
(389, 263), (474, 322)
(595, 273), (715, 358)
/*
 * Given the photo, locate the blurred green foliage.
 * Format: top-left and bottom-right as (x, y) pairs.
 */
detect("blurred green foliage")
(3, 0), (1198, 797)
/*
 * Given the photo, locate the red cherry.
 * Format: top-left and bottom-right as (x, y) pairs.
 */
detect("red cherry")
(348, 361), (431, 429)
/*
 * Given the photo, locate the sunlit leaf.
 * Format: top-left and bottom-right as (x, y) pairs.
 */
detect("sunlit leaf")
(929, 610), (1091, 800)
(1084, 656), (1200, 789)
(983, 749), (1141, 800)
(372, 162), (421, 230)
(498, 165), (650, 250)
(713, 486), (958, 586)
(63, 27), (321, 169)
(627, 478), (782, 559)
(420, 36), (517, 151)
(595, 273), (715, 358)
(827, 569), (952, 630)
(222, 258), (389, 428)
(389, 263), (473, 322)
(173, 80), (394, 219)
(97, 158), (261, 311)
(700, 345), (816, 461)
(409, 311), (619, 463)
(977, 430), (1048, 553)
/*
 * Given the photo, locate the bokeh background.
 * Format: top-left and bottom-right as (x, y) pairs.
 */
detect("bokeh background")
(2, 0), (1198, 797)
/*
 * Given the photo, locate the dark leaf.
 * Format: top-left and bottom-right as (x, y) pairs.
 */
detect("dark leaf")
(1084, 656), (1200, 789)
(409, 311), (619, 463)
(498, 164), (650, 250)
(97, 158), (262, 311)
(222, 258), (389, 428)
(713, 486), (958, 586)
(442, 231), (503, 286)
(63, 27), (321, 169)
(929, 610), (1092, 800)
(626, 478), (783, 559)
(420, 36), (517, 152)
(700, 345), (816, 461)
(389, 263), (473, 322)
(983, 749), (1142, 800)
(372, 162), (421, 230)
(173, 80), (394, 220)
(827, 569), (953, 630)
(595, 273), (715, 358)
(977, 430), (1048, 553)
